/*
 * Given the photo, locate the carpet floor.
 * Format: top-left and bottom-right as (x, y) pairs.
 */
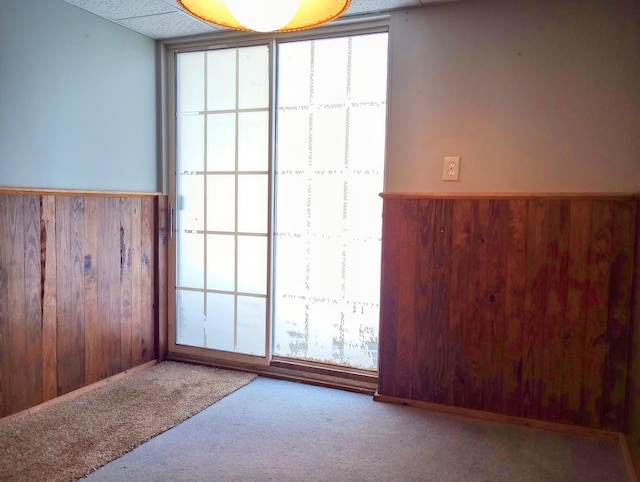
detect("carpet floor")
(0, 362), (256, 481)
(84, 376), (628, 482)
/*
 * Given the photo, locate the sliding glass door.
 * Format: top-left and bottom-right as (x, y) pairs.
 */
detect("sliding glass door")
(169, 29), (388, 371)
(272, 34), (388, 370)
(173, 44), (271, 361)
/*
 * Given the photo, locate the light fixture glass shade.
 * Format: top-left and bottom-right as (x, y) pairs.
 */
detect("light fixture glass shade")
(177, 0), (352, 33)
(226, 0), (301, 32)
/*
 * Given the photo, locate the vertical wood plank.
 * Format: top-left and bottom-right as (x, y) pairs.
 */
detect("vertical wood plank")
(502, 199), (527, 416)
(55, 196), (85, 395)
(463, 200), (489, 411)
(140, 197), (156, 363)
(378, 199), (399, 396)
(447, 200), (472, 408)
(561, 200), (591, 425)
(394, 199), (418, 400)
(40, 195), (58, 402)
(522, 199), (549, 419)
(539, 200), (570, 422)
(0, 196), (7, 417)
(120, 197), (133, 371)
(97, 198), (114, 377)
(483, 200), (509, 414)
(23, 195), (43, 409)
(157, 196), (169, 361)
(8, 195), (28, 413)
(84, 197), (107, 384)
(55, 196), (73, 395)
(414, 199), (436, 402)
(130, 198), (143, 367)
(583, 200), (613, 428)
(71, 197), (85, 390)
(0, 195), (29, 414)
(624, 198), (640, 471)
(601, 200), (635, 431)
(378, 198), (417, 398)
(421, 199), (452, 403)
(108, 198), (122, 375)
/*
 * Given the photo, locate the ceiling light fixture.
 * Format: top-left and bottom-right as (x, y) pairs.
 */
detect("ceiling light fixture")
(177, 0), (352, 33)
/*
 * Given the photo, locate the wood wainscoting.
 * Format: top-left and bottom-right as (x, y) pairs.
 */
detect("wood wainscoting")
(0, 189), (168, 418)
(377, 193), (638, 435)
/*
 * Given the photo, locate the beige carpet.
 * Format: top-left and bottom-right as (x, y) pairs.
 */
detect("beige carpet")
(0, 361), (257, 482)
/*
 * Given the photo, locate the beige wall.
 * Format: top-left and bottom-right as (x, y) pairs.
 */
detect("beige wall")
(385, 0), (640, 193)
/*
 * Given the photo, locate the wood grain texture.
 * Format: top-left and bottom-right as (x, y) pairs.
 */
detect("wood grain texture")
(447, 200), (472, 408)
(378, 195), (638, 432)
(157, 196), (169, 361)
(55, 195), (74, 395)
(0, 196), (8, 416)
(40, 196), (58, 402)
(55, 197), (86, 395)
(561, 200), (591, 425)
(23, 195), (43, 410)
(140, 198), (156, 363)
(502, 199), (527, 416)
(603, 201), (635, 430)
(84, 196), (106, 385)
(624, 199), (640, 475)
(0, 193), (160, 419)
(130, 198), (143, 367)
(120, 197), (133, 371)
(378, 198), (417, 399)
(0, 196), (28, 414)
(107, 197), (122, 376)
(484, 200), (509, 414)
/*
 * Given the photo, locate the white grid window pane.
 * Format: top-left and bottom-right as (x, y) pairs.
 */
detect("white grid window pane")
(207, 234), (235, 292)
(312, 38), (348, 104)
(177, 114), (205, 172)
(207, 49), (236, 111)
(237, 236), (267, 295)
(238, 111), (269, 172)
(176, 52), (204, 113)
(275, 109), (309, 170)
(206, 293), (235, 352)
(207, 174), (235, 232)
(207, 113), (236, 171)
(237, 296), (266, 356)
(176, 174), (204, 232)
(276, 42), (311, 107)
(177, 231), (204, 289)
(176, 289), (205, 346)
(238, 46), (269, 109)
(238, 174), (268, 234)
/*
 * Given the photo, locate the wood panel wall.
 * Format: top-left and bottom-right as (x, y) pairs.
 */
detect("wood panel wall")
(626, 202), (640, 473)
(378, 194), (638, 433)
(0, 192), (164, 418)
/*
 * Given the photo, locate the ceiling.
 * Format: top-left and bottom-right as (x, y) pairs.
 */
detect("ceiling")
(63, 0), (446, 39)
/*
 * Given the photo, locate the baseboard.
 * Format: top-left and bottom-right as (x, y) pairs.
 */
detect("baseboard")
(619, 433), (640, 482)
(375, 391), (640, 480)
(373, 392), (620, 441)
(0, 360), (157, 427)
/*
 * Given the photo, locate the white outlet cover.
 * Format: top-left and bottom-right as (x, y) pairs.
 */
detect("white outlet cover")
(443, 156), (461, 181)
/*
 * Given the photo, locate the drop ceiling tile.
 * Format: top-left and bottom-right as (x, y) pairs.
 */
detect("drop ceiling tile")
(64, 0), (177, 20)
(345, 0), (420, 15)
(117, 11), (221, 39)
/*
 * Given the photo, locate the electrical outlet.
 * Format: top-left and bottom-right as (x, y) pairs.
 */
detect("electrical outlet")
(443, 156), (461, 181)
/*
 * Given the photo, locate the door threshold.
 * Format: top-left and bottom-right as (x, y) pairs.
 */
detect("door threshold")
(167, 353), (378, 395)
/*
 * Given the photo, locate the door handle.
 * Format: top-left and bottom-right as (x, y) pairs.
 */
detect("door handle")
(169, 202), (174, 239)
